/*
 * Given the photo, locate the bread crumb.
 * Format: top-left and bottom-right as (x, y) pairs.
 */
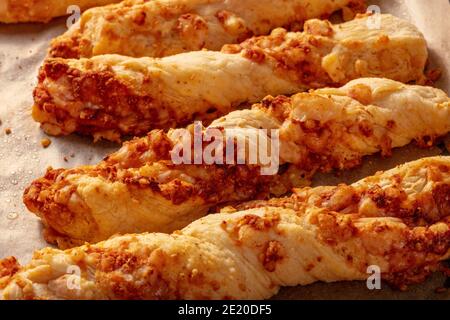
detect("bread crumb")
(5, 128), (11, 135)
(435, 287), (447, 294)
(426, 68), (442, 83)
(41, 138), (52, 148)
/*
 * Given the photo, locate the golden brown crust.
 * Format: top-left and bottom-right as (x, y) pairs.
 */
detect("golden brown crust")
(33, 14), (428, 140)
(4, 157), (450, 299)
(222, 26), (335, 88)
(33, 60), (179, 140)
(23, 120), (305, 245)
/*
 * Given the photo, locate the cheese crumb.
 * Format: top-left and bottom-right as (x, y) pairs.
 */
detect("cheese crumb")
(41, 138), (52, 148)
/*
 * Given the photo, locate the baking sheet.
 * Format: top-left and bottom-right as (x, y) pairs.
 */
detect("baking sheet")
(0, 0), (448, 299)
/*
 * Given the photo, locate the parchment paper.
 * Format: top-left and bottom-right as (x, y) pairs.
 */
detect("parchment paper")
(0, 0), (448, 299)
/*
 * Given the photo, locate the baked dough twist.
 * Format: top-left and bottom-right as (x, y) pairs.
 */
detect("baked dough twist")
(33, 14), (428, 141)
(0, 0), (121, 23)
(49, 0), (366, 58)
(5, 156), (450, 299)
(24, 78), (450, 248)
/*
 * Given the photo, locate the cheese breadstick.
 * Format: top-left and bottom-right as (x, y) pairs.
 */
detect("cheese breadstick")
(49, 0), (366, 58)
(24, 78), (450, 247)
(33, 14), (428, 141)
(5, 156), (450, 299)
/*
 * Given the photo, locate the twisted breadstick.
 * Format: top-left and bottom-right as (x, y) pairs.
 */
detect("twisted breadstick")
(0, 0), (120, 23)
(33, 14), (428, 141)
(49, 0), (365, 58)
(5, 157), (450, 299)
(24, 78), (450, 248)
